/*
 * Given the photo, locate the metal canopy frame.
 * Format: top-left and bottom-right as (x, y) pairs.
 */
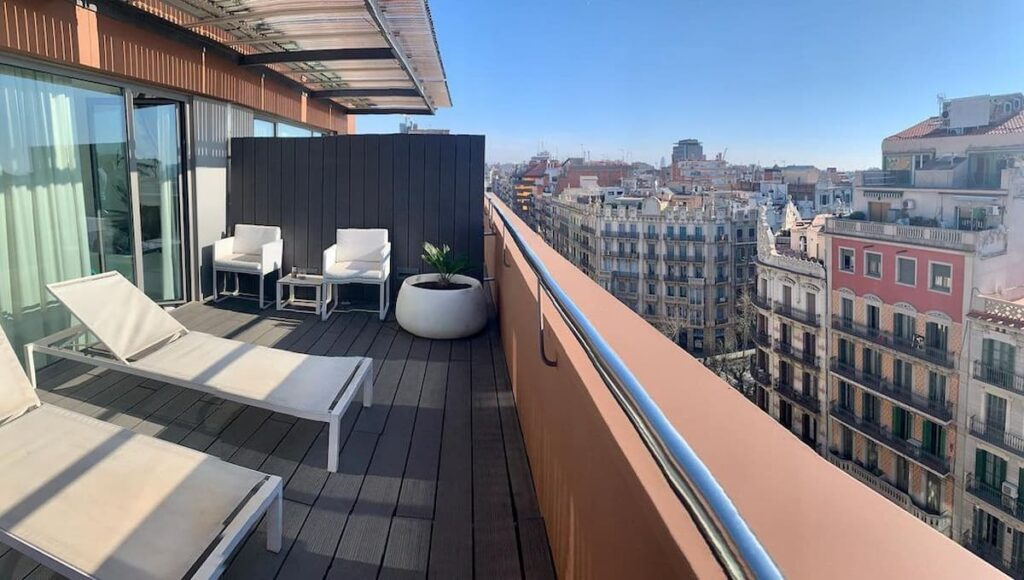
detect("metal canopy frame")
(133, 0), (450, 115)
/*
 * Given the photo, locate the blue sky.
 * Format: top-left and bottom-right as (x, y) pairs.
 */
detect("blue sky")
(358, 0), (1024, 169)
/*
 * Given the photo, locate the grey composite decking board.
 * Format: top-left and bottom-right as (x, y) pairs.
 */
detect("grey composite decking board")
(428, 358), (473, 580)
(517, 518), (556, 580)
(227, 134), (486, 278)
(396, 340), (451, 519)
(16, 302), (553, 579)
(490, 326), (543, 520)
(378, 516), (431, 580)
(470, 333), (522, 579)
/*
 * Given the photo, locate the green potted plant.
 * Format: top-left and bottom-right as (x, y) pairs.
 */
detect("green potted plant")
(395, 242), (487, 339)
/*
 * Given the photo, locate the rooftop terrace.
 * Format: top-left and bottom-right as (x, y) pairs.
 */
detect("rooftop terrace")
(10, 300), (553, 580)
(0, 195), (1007, 580)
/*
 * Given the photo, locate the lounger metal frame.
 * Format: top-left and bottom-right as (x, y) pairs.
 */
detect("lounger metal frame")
(26, 326), (374, 473)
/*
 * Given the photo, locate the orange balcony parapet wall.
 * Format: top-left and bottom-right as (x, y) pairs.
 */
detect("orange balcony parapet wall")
(483, 195), (1001, 579)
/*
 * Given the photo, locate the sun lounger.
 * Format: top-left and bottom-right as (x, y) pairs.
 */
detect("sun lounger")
(27, 271), (374, 472)
(0, 326), (283, 580)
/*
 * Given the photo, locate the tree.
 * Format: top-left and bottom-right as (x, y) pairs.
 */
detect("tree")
(701, 290), (757, 395)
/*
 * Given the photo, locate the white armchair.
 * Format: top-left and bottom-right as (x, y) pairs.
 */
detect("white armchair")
(321, 228), (391, 321)
(213, 224), (283, 309)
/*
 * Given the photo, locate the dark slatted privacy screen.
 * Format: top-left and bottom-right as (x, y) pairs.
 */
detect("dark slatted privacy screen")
(228, 134), (485, 278)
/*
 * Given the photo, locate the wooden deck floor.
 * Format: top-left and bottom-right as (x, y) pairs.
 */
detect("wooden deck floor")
(1, 301), (554, 580)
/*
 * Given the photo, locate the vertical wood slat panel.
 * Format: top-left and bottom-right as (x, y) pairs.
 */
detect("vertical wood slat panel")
(364, 134), (380, 229)
(227, 138), (245, 231)
(393, 136), (411, 276)
(227, 135), (484, 278)
(266, 139), (282, 228)
(320, 138), (337, 274)
(293, 138), (310, 273)
(349, 136), (365, 228)
(307, 139), (325, 269)
(439, 138), (456, 254)
(453, 136), (472, 273)
(335, 138), (352, 231)
(240, 138), (256, 225)
(468, 136), (486, 278)
(280, 139), (296, 269)
(423, 136), (441, 260)
(407, 136), (426, 273)
(254, 140), (269, 224)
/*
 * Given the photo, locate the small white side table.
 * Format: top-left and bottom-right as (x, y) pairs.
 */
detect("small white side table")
(276, 273), (325, 314)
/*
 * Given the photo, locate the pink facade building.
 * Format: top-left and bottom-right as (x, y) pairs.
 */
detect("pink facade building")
(822, 94), (1024, 553)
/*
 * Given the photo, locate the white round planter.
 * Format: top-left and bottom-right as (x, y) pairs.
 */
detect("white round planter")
(395, 273), (487, 339)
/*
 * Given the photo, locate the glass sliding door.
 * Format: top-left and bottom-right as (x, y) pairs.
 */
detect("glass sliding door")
(0, 63), (133, 354)
(132, 100), (185, 302)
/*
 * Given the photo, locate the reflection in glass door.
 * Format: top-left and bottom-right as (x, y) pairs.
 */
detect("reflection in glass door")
(133, 100), (184, 302)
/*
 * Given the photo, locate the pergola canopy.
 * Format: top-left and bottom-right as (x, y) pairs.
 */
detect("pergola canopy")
(149, 0), (450, 114)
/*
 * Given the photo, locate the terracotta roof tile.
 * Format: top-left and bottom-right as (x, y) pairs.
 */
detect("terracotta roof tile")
(886, 109), (1024, 141)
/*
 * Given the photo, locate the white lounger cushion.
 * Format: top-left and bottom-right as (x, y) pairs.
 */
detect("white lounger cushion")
(0, 404), (268, 580)
(134, 332), (362, 416)
(0, 328), (39, 425)
(47, 272), (187, 362)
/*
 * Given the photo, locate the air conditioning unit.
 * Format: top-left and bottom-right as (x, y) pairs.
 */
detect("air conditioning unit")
(902, 199), (916, 210)
(1003, 481), (1018, 502)
(990, 205), (1002, 216)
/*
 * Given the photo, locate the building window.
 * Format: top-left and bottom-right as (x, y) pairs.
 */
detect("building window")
(976, 448), (1007, 489)
(865, 440), (878, 472)
(838, 380), (855, 410)
(254, 118), (275, 137)
(925, 472), (941, 513)
(840, 248), (855, 272)
(892, 407), (913, 440)
(276, 122), (313, 137)
(862, 392), (880, 424)
(893, 359), (913, 389)
(840, 297), (854, 324)
(864, 252), (882, 279)
(928, 371), (947, 406)
(929, 262), (952, 293)
(896, 256), (916, 286)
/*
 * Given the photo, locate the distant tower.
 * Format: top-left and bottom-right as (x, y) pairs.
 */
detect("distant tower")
(660, 156), (666, 169)
(671, 139), (704, 163)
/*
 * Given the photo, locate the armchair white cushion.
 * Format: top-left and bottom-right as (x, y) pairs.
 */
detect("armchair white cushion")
(213, 224), (283, 308)
(322, 229), (391, 320)
(214, 225), (282, 275)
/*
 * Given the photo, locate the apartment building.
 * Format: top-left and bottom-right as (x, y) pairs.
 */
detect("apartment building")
(547, 188), (758, 356)
(751, 207), (828, 451)
(822, 93), (1024, 538)
(962, 291), (1024, 574)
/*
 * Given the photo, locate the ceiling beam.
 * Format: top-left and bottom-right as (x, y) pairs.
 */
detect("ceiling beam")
(239, 48), (395, 66)
(183, 6), (367, 29)
(224, 32), (384, 47)
(344, 108), (433, 115)
(310, 88), (420, 98)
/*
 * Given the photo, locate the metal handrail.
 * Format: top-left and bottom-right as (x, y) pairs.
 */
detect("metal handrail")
(486, 194), (781, 580)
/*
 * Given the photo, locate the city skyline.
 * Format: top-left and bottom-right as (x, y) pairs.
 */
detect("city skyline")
(359, 0), (1024, 169)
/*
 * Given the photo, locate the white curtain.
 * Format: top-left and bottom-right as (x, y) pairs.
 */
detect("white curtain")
(0, 66), (93, 350)
(134, 105), (181, 302)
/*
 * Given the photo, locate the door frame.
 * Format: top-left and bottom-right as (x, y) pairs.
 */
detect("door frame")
(129, 94), (193, 304)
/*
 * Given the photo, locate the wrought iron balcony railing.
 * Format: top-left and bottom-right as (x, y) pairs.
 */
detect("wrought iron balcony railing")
(829, 358), (953, 423)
